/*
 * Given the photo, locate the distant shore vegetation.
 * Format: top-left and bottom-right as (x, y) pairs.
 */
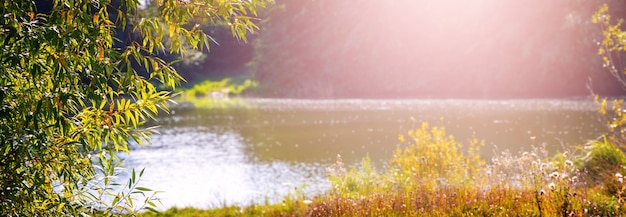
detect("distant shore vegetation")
(180, 78), (258, 99)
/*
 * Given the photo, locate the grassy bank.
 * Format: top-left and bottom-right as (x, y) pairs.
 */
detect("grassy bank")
(140, 123), (626, 216)
(165, 78), (258, 110)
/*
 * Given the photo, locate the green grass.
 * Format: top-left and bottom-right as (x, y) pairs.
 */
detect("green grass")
(139, 123), (626, 217)
(170, 78), (258, 109)
(180, 78), (258, 98)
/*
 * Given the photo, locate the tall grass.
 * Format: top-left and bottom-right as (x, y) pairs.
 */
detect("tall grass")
(142, 122), (626, 217)
(319, 123), (626, 216)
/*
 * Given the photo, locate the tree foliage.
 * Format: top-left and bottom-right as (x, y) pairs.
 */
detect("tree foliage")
(593, 3), (626, 150)
(0, 0), (269, 215)
(143, 9), (256, 83)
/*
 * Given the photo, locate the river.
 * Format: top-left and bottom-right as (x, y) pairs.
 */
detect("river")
(120, 98), (605, 209)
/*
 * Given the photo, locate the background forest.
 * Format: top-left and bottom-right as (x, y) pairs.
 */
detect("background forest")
(167, 0), (626, 98)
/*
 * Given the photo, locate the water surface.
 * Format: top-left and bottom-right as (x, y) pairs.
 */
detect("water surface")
(123, 99), (604, 209)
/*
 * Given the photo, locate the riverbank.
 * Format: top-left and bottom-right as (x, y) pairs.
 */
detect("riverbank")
(138, 122), (626, 216)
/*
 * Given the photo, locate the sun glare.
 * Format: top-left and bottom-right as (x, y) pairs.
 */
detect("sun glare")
(271, 1), (599, 98)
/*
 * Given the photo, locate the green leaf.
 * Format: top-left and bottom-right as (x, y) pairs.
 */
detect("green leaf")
(135, 187), (153, 191)
(131, 169), (136, 184)
(147, 201), (157, 208)
(146, 206), (159, 213)
(111, 195), (120, 206)
(98, 100), (106, 110)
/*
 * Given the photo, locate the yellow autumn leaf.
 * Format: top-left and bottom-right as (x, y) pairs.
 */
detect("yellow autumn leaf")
(97, 47), (104, 60)
(168, 23), (175, 37)
(398, 134), (405, 143)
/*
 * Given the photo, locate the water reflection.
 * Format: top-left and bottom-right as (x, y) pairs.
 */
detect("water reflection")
(123, 127), (327, 209)
(123, 99), (605, 209)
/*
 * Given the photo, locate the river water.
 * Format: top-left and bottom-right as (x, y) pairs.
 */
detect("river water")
(121, 98), (605, 209)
